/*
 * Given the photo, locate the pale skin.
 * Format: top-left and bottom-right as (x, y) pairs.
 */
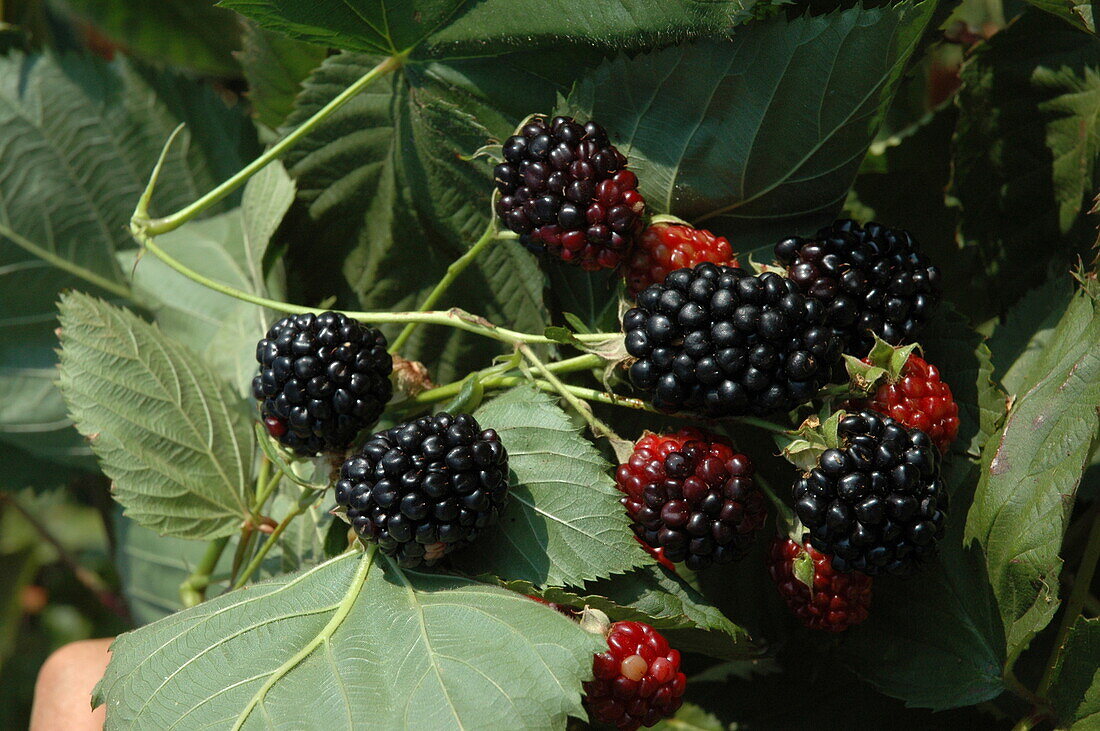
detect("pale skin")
(30, 638), (112, 731)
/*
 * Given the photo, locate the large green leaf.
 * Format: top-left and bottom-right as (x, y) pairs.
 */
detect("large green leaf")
(94, 550), (600, 729)
(966, 282), (1100, 665)
(123, 163), (294, 396)
(1024, 0), (1096, 34)
(1050, 617), (1100, 727)
(951, 11), (1100, 313)
(58, 293), (254, 540)
(566, 0), (937, 256)
(279, 51), (555, 382)
(220, 0), (762, 58)
(453, 387), (646, 586)
(238, 21), (329, 129)
(59, 0), (243, 75)
(0, 51), (257, 467)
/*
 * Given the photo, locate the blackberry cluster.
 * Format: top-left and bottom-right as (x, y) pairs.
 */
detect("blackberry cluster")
(616, 429), (765, 570)
(252, 312), (392, 456)
(623, 265), (844, 416)
(793, 410), (947, 576)
(335, 413), (508, 568)
(585, 621), (686, 730)
(767, 536), (872, 632)
(775, 219), (941, 354)
(494, 115), (646, 270)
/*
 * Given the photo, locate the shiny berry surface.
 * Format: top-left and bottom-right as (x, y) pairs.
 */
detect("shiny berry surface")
(584, 621), (686, 730)
(335, 412), (508, 568)
(494, 115), (645, 270)
(767, 536), (872, 632)
(252, 311), (392, 456)
(859, 354), (959, 452)
(616, 429), (765, 570)
(775, 219), (941, 354)
(623, 264), (844, 416)
(792, 410), (947, 576)
(624, 223), (738, 296)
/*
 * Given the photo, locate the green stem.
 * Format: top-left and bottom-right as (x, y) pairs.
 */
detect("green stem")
(401, 353), (602, 408)
(391, 222), (498, 352)
(755, 473), (795, 535)
(137, 55), (405, 237)
(229, 526), (257, 587)
(232, 548), (376, 730)
(519, 344), (621, 444)
(1037, 510), (1100, 697)
(180, 536), (230, 607)
(0, 223), (132, 299)
(232, 490), (320, 590)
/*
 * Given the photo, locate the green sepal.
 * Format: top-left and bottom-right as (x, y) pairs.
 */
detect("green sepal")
(791, 546), (815, 593)
(647, 213), (693, 227)
(843, 334), (919, 396)
(442, 373), (485, 414)
(774, 410), (846, 472)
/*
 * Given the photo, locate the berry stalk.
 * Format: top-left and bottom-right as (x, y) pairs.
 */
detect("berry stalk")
(519, 343), (623, 446)
(232, 488), (323, 590)
(179, 536), (230, 607)
(390, 221), (499, 352)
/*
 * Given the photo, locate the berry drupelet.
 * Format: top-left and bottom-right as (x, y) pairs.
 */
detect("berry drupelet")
(793, 410), (947, 576)
(775, 219), (941, 354)
(856, 353), (959, 453)
(767, 535), (872, 632)
(494, 115), (646, 270)
(623, 264), (844, 416)
(335, 412), (508, 568)
(585, 621), (687, 730)
(623, 222), (738, 296)
(252, 311), (392, 456)
(616, 429), (765, 570)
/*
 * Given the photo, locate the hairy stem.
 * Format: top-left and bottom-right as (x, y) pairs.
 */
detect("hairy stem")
(391, 222), (498, 352)
(179, 536), (230, 607)
(402, 353), (603, 408)
(1037, 510), (1100, 697)
(136, 55), (405, 237)
(232, 490), (320, 590)
(519, 344), (621, 444)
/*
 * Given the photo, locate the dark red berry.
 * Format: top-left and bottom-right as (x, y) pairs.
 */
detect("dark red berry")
(855, 354), (959, 452)
(767, 535), (872, 632)
(624, 223), (738, 296)
(263, 416), (288, 438)
(495, 116), (645, 270)
(616, 429), (765, 570)
(584, 621), (686, 730)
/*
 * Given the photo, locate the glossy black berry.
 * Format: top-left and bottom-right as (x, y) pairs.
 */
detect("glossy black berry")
(775, 219), (941, 354)
(494, 115), (646, 271)
(335, 413), (509, 568)
(252, 312), (392, 456)
(623, 264), (843, 416)
(792, 410), (947, 576)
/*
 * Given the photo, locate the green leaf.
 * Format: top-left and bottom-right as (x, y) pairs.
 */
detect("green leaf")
(566, 1), (937, 256)
(221, 0), (762, 58)
(1050, 617), (1100, 726)
(60, 0), (243, 75)
(1024, 0), (1096, 34)
(0, 51), (257, 467)
(988, 274), (1076, 396)
(509, 563), (755, 660)
(279, 51), (554, 382)
(58, 293), (254, 540)
(951, 11), (1100, 313)
(123, 164), (293, 396)
(94, 550), (600, 729)
(238, 20), (329, 129)
(966, 284), (1100, 665)
(454, 387), (645, 586)
(652, 702), (725, 731)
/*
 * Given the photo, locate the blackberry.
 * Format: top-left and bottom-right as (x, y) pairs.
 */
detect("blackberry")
(854, 353), (959, 452)
(793, 410), (947, 576)
(766, 535), (872, 632)
(494, 115), (645, 271)
(335, 412), (508, 568)
(252, 312), (392, 456)
(623, 264), (843, 416)
(775, 219), (941, 354)
(616, 429), (765, 570)
(585, 621), (686, 729)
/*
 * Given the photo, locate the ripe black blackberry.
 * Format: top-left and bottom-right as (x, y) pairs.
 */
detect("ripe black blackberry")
(793, 410), (947, 576)
(615, 429), (765, 570)
(493, 115), (646, 271)
(335, 413), (509, 568)
(774, 219), (941, 354)
(252, 312), (392, 456)
(623, 264), (843, 416)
